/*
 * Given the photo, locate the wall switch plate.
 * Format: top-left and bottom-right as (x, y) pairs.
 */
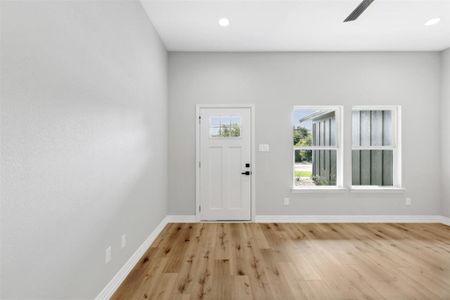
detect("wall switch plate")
(121, 234), (126, 249)
(105, 246), (112, 264)
(283, 197), (290, 206)
(258, 144), (270, 152)
(405, 198), (412, 206)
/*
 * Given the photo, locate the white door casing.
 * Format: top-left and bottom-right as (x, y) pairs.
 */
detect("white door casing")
(197, 106), (253, 221)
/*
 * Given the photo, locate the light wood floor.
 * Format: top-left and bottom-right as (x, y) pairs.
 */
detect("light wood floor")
(112, 223), (450, 300)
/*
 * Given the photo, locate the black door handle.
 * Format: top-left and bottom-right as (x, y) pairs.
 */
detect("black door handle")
(241, 171), (251, 175)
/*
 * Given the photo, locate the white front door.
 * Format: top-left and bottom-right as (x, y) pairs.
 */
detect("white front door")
(198, 107), (252, 221)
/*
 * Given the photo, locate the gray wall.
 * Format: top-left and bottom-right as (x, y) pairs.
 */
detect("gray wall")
(441, 48), (450, 217)
(169, 52), (441, 215)
(0, 1), (168, 299)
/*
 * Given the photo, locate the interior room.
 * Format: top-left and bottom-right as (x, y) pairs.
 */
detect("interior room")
(1, 0), (450, 299)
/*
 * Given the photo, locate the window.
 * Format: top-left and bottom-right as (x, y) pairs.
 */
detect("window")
(352, 106), (401, 188)
(293, 106), (343, 189)
(209, 116), (241, 138)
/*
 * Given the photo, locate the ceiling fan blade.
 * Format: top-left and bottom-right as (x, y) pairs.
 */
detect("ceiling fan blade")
(344, 0), (375, 22)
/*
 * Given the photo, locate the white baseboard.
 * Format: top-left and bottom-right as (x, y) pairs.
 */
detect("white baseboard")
(439, 216), (450, 226)
(164, 214), (450, 225)
(96, 213), (449, 299)
(166, 215), (197, 223)
(95, 216), (170, 300)
(255, 215), (447, 223)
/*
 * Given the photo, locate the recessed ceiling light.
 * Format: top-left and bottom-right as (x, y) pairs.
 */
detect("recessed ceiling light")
(218, 18), (230, 27)
(424, 18), (440, 26)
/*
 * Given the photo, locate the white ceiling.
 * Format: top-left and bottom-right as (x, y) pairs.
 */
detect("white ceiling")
(141, 0), (450, 52)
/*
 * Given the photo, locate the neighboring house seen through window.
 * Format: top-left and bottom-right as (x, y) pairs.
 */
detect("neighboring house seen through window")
(352, 106), (401, 188)
(293, 106), (343, 189)
(292, 106), (401, 190)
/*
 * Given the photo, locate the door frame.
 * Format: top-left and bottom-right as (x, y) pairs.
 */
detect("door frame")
(195, 104), (256, 222)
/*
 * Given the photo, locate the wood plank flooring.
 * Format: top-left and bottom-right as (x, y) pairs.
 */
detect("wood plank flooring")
(112, 223), (450, 300)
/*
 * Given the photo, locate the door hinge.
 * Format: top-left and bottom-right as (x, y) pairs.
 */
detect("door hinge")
(199, 115), (201, 124)
(199, 205), (201, 213)
(199, 161), (201, 168)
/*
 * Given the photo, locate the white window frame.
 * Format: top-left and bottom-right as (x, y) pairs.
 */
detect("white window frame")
(292, 105), (344, 191)
(351, 105), (402, 190)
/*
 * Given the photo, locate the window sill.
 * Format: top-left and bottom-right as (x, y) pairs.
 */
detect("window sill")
(349, 186), (405, 193)
(291, 187), (347, 193)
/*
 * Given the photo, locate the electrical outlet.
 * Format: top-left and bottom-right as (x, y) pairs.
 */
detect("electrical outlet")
(121, 234), (127, 249)
(405, 197), (412, 206)
(283, 197), (290, 206)
(105, 246), (112, 264)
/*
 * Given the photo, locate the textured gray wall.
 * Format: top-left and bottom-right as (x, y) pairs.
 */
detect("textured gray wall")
(441, 48), (450, 217)
(168, 52), (441, 216)
(0, 1), (168, 298)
